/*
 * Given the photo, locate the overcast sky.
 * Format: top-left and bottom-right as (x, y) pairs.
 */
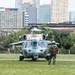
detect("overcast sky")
(0, 0), (75, 11)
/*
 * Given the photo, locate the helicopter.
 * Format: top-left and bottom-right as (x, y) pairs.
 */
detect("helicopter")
(10, 27), (51, 61)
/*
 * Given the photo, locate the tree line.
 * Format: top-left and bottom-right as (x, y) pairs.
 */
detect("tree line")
(0, 28), (75, 54)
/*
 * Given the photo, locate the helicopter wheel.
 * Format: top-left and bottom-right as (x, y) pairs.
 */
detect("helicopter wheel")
(19, 56), (24, 61)
(45, 55), (50, 61)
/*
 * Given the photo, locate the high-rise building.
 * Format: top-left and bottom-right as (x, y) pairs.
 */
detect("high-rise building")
(33, 0), (40, 7)
(0, 8), (23, 28)
(69, 11), (75, 24)
(21, 3), (37, 24)
(22, 0), (40, 6)
(39, 4), (51, 23)
(15, 0), (40, 23)
(15, 0), (22, 8)
(24, 4), (37, 23)
(22, 0), (33, 4)
(15, 0), (33, 8)
(51, 0), (69, 23)
(24, 12), (29, 27)
(21, 0), (40, 23)
(32, 0), (40, 23)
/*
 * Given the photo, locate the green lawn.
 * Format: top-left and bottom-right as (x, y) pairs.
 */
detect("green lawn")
(0, 54), (75, 75)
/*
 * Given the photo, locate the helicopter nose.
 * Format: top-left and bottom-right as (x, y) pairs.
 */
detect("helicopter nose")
(33, 54), (38, 59)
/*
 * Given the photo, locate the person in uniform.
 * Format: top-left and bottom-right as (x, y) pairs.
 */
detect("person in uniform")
(48, 41), (58, 65)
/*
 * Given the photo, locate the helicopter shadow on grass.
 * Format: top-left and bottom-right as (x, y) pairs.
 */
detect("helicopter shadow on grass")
(22, 59), (47, 62)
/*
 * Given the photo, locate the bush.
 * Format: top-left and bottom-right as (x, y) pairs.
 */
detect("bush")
(59, 47), (68, 54)
(70, 45), (75, 54)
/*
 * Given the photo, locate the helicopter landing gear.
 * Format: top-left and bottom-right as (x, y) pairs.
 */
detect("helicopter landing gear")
(32, 55), (38, 61)
(32, 57), (37, 61)
(19, 56), (24, 61)
(45, 54), (50, 61)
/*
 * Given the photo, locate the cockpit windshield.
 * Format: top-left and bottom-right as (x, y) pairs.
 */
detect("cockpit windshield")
(25, 40), (38, 48)
(38, 41), (47, 48)
(25, 40), (47, 48)
(25, 41), (31, 48)
(31, 40), (37, 48)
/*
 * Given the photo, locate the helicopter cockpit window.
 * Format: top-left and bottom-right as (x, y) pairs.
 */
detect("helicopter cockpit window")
(38, 41), (46, 47)
(25, 41), (37, 48)
(25, 41), (31, 48)
(31, 40), (37, 48)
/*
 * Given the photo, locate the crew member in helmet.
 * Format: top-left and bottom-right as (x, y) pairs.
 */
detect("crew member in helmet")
(48, 41), (58, 65)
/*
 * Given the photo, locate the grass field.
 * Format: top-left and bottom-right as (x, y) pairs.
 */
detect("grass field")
(0, 54), (75, 75)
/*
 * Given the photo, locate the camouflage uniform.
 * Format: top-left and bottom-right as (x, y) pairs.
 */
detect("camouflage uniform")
(48, 44), (58, 65)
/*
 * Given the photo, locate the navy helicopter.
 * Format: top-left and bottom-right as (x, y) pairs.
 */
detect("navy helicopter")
(10, 27), (51, 61)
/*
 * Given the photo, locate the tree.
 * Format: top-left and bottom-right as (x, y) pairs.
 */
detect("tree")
(0, 36), (6, 49)
(43, 29), (53, 40)
(61, 36), (73, 54)
(70, 32), (75, 42)
(0, 29), (30, 49)
(70, 44), (75, 54)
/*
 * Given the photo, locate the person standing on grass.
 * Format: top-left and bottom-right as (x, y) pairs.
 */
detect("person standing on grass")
(48, 41), (58, 65)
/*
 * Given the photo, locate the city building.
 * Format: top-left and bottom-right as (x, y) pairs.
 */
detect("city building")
(32, 0), (40, 23)
(69, 11), (75, 24)
(26, 5), (37, 23)
(15, 0), (33, 8)
(22, 3), (37, 24)
(0, 8), (23, 29)
(15, 0), (40, 23)
(21, 0), (40, 6)
(38, 4), (51, 23)
(51, 0), (69, 23)
(23, 12), (29, 27)
(33, 0), (40, 7)
(15, 0), (22, 8)
(22, 0), (33, 4)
